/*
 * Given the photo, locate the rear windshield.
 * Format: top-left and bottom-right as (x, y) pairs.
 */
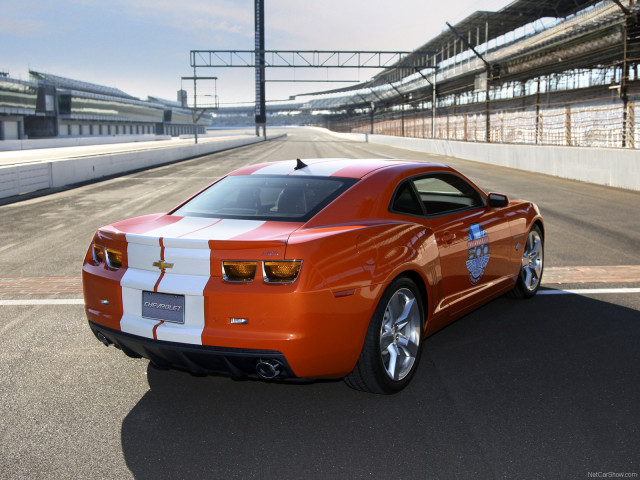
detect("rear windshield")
(172, 175), (357, 221)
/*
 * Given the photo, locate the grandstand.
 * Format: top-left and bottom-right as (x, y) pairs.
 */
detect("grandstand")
(0, 71), (210, 141)
(317, 0), (640, 149)
(3, 0), (638, 149)
(211, 0), (640, 149)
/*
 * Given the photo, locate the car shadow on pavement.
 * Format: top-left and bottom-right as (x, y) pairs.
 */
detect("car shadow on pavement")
(120, 293), (640, 480)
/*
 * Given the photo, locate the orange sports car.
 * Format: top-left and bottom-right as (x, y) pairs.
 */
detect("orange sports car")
(83, 158), (544, 393)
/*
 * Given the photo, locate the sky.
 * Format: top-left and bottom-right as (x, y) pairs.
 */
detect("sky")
(1, 0), (513, 105)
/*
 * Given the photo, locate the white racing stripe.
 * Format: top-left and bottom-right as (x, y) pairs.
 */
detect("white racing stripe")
(162, 237), (210, 249)
(123, 233), (158, 247)
(288, 159), (357, 177)
(155, 295), (205, 345)
(158, 273), (210, 296)
(180, 218), (266, 241)
(162, 247), (211, 276)
(143, 217), (221, 239)
(115, 217), (266, 343)
(249, 160), (297, 175)
(126, 241), (161, 271)
(120, 268), (161, 291)
(118, 273), (209, 345)
(249, 158), (406, 178)
(250, 158), (353, 177)
(120, 287), (156, 339)
(120, 269), (162, 339)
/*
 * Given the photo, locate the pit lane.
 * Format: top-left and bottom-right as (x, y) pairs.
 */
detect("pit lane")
(0, 128), (638, 479)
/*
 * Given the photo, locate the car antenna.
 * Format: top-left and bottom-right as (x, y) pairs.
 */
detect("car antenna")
(294, 158), (308, 170)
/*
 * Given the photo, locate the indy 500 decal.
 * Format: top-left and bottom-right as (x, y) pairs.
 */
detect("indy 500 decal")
(466, 223), (490, 285)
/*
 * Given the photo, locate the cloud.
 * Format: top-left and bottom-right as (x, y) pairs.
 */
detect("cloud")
(0, 1), (53, 37)
(95, 0), (254, 41)
(0, 16), (46, 36)
(1, 0), (513, 104)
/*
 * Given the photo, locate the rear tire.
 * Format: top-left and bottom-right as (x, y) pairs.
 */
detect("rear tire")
(345, 276), (424, 394)
(509, 224), (544, 298)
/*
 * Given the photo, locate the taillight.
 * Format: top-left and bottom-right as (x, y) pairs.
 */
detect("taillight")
(106, 248), (123, 269)
(263, 260), (302, 284)
(222, 261), (258, 283)
(221, 260), (303, 284)
(92, 244), (105, 265)
(91, 244), (122, 270)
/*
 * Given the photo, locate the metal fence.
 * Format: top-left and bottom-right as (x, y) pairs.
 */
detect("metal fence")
(332, 96), (639, 149)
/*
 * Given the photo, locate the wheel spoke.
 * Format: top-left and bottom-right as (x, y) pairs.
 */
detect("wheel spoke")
(379, 286), (422, 382)
(533, 262), (542, 278)
(394, 297), (415, 331)
(519, 229), (543, 292)
(524, 266), (533, 288)
(382, 307), (395, 333)
(385, 344), (400, 381)
(397, 336), (419, 358)
(386, 294), (403, 325)
(530, 237), (540, 256)
(379, 332), (394, 352)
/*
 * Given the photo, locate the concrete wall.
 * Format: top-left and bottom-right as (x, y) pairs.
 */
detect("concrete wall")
(0, 134), (171, 152)
(0, 134), (285, 200)
(0, 116), (24, 141)
(324, 129), (640, 191)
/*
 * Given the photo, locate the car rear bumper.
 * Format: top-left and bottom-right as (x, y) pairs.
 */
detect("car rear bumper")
(89, 322), (296, 379)
(84, 265), (382, 378)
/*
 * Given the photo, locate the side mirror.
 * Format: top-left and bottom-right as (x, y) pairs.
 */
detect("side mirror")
(488, 192), (509, 207)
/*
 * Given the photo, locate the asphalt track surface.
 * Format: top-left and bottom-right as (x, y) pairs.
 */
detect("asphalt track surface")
(0, 129), (638, 479)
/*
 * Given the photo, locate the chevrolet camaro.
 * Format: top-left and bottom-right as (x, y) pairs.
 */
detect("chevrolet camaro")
(83, 158), (544, 394)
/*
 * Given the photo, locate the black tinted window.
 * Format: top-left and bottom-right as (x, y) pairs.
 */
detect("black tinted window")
(412, 173), (485, 216)
(172, 175), (357, 221)
(391, 182), (424, 216)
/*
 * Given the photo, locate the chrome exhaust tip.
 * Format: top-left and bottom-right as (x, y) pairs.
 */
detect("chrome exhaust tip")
(256, 359), (282, 379)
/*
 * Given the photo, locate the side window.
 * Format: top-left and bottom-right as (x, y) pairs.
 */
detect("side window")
(391, 182), (424, 216)
(412, 173), (485, 216)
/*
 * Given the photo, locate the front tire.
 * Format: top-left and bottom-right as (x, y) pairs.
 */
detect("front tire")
(509, 224), (544, 298)
(345, 276), (424, 394)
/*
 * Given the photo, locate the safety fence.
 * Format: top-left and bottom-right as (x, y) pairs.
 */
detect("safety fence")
(330, 97), (639, 149)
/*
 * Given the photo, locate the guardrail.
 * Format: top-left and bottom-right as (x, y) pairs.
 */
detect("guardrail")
(0, 134), (285, 200)
(323, 128), (639, 191)
(0, 134), (171, 152)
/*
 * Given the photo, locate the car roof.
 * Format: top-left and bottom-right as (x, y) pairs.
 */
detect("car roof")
(229, 158), (449, 179)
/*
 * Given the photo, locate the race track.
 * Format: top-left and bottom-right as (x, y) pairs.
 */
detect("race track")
(1, 129), (638, 479)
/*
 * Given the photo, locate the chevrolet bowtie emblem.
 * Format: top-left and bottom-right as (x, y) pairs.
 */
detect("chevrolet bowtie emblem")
(153, 260), (174, 270)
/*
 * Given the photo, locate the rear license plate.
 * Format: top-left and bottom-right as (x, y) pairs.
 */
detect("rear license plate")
(142, 291), (185, 324)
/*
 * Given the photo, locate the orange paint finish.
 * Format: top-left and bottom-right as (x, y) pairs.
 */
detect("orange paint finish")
(82, 159), (544, 383)
(200, 279), (382, 378)
(208, 241), (289, 277)
(82, 230), (128, 331)
(106, 213), (181, 235)
(152, 321), (164, 340)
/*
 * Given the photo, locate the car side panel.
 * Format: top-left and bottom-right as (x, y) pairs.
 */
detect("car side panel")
(427, 207), (514, 314)
(82, 229), (128, 331)
(82, 161), (545, 381)
(200, 279), (385, 378)
(286, 222), (445, 338)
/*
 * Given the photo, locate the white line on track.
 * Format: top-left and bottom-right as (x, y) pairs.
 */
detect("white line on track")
(0, 243), (17, 254)
(0, 288), (638, 306)
(0, 299), (85, 305)
(538, 288), (640, 295)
